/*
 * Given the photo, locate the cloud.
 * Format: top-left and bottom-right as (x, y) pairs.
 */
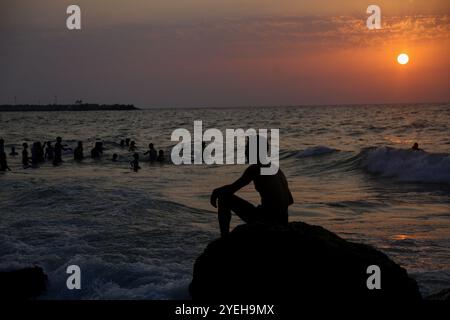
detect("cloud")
(3, 13), (448, 57)
(126, 14), (450, 52)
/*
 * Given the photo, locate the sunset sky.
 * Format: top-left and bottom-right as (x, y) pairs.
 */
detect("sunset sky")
(1, 0), (449, 107)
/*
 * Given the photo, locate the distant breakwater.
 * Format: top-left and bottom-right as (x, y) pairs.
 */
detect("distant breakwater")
(0, 104), (138, 112)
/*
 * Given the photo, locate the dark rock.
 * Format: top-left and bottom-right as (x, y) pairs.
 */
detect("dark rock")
(0, 266), (48, 299)
(426, 288), (450, 301)
(190, 222), (422, 301)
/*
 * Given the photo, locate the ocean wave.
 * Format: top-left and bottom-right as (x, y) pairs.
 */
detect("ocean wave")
(41, 256), (191, 299)
(281, 146), (338, 160)
(359, 147), (450, 184)
(403, 119), (430, 129)
(297, 146), (338, 157)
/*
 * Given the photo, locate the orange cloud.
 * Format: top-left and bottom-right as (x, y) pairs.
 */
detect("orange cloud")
(140, 14), (450, 51)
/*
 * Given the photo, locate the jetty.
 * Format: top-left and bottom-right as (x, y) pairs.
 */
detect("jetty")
(0, 103), (138, 112)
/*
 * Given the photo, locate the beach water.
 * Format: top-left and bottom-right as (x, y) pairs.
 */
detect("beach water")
(0, 103), (449, 298)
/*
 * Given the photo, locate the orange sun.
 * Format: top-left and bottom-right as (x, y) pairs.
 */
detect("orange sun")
(397, 53), (409, 65)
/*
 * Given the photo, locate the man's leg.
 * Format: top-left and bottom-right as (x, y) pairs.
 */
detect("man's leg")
(217, 194), (257, 237)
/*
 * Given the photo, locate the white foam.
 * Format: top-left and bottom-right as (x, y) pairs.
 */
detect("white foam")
(361, 147), (450, 184)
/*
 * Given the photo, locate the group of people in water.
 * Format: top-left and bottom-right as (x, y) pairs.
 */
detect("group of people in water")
(1, 133), (428, 237)
(0, 137), (165, 172)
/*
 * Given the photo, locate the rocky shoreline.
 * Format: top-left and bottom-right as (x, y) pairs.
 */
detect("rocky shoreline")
(0, 266), (47, 300)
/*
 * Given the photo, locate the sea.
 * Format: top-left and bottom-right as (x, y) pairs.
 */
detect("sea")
(0, 103), (449, 299)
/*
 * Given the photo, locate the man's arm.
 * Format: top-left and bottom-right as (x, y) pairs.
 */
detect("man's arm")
(210, 165), (258, 208)
(288, 191), (294, 206)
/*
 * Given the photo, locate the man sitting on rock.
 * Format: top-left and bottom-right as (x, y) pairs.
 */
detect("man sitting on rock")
(210, 136), (294, 237)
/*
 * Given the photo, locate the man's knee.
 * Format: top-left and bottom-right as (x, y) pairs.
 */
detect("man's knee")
(217, 193), (232, 208)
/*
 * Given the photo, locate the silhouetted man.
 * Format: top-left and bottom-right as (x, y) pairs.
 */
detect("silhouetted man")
(144, 143), (157, 162)
(210, 136), (293, 237)
(411, 142), (421, 151)
(53, 137), (71, 165)
(74, 141), (84, 161)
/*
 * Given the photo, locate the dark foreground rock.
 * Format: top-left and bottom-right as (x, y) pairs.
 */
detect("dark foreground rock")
(426, 288), (450, 301)
(190, 222), (422, 301)
(0, 266), (47, 299)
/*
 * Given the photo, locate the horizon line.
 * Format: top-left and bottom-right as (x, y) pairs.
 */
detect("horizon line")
(136, 101), (449, 110)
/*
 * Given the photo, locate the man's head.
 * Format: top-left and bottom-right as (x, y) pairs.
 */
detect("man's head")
(245, 135), (267, 165)
(245, 133), (279, 175)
